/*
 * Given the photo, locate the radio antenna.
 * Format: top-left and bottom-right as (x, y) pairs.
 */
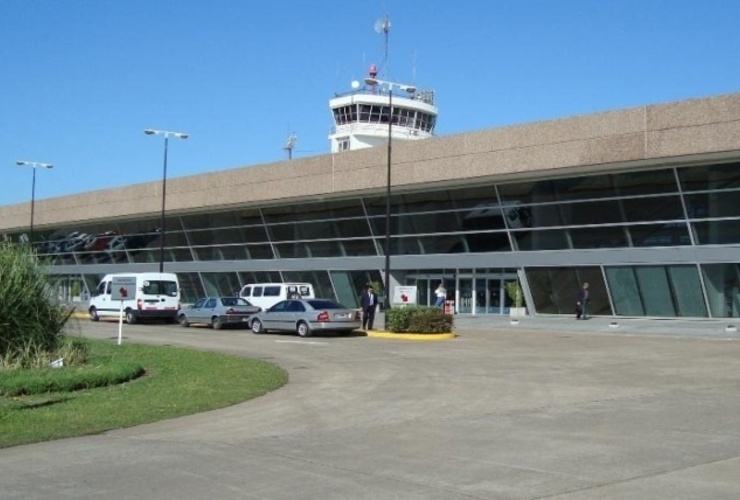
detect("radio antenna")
(373, 15), (391, 77)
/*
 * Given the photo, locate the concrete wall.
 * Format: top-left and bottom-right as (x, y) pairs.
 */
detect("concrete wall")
(3, 92), (740, 232)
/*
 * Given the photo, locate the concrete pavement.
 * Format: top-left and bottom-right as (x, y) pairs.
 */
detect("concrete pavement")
(2, 315), (740, 499)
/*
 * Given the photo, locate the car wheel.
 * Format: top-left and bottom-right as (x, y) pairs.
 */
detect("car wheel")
(212, 317), (223, 330)
(178, 315), (190, 327)
(251, 319), (264, 334)
(125, 310), (137, 325)
(89, 307), (99, 322)
(296, 321), (311, 337)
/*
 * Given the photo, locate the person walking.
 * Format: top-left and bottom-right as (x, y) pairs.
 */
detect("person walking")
(360, 285), (379, 330)
(434, 282), (447, 308)
(576, 282), (590, 320)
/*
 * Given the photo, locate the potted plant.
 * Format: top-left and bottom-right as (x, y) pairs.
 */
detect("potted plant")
(505, 280), (526, 321)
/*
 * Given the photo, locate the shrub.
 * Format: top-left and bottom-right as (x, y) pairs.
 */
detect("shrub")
(0, 242), (73, 368)
(386, 306), (453, 334)
(505, 280), (524, 308)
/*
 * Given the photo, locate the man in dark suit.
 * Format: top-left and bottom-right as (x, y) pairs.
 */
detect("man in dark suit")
(360, 285), (378, 330)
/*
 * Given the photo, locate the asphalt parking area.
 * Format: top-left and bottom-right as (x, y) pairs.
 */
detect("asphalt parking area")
(3, 317), (740, 499)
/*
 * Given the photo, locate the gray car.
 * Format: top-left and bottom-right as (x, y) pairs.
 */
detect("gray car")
(178, 297), (261, 329)
(250, 298), (361, 337)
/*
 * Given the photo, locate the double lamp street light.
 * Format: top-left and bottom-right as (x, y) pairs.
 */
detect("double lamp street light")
(15, 160), (54, 244)
(144, 129), (189, 273)
(363, 77), (416, 317)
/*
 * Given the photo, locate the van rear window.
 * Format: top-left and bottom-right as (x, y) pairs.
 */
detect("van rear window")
(142, 280), (178, 296)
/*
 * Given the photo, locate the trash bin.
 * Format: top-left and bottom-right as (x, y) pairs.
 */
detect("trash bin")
(444, 299), (455, 314)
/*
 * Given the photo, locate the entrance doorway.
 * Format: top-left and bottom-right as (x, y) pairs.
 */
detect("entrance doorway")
(408, 272), (519, 315)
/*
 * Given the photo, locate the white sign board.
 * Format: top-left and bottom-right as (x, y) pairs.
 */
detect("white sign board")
(392, 285), (418, 306)
(111, 276), (136, 301)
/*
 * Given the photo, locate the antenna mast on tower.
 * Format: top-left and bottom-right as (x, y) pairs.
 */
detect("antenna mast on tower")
(283, 133), (297, 160)
(373, 15), (391, 77)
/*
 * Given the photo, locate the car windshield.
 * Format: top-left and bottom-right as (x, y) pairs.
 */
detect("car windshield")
(306, 299), (345, 309)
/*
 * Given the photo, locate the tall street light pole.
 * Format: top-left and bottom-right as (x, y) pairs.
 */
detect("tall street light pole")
(384, 89), (392, 320)
(144, 129), (189, 273)
(15, 160), (54, 244)
(363, 78), (416, 324)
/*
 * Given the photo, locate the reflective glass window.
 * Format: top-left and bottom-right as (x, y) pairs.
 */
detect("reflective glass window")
(200, 272), (241, 296)
(131, 249), (157, 264)
(262, 199), (364, 223)
(635, 266), (675, 316)
(561, 200), (624, 226)
(394, 212), (467, 234)
(177, 272), (204, 304)
(268, 222), (330, 242)
(245, 244), (274, 260)
(512, 229), (569, 251)
(182, 209), (262, 229)
(461, 206), (508, 230)
(678, 162), (740, 192)
(193, 246), (247, 261)
(692, 220), (740, 244)
(668, 266), (707, 317)
(340, 239), (377, 256)
(621, 195), (684, 222)
(629, 223), (691, 247)
(463, 232), (512, 252)
(525, 268), (580, 314)
(274, 242), (309, 258)
(684, 190), (740, 219)
(570, 226), (628, 248)
(305, 240), (345, 258)
(701, 264), (740, 318)
(170, 247), (194, 262)
(612, 169), (678, 196)
(237, 271), (283, 284)
(605, 267), (644, 316)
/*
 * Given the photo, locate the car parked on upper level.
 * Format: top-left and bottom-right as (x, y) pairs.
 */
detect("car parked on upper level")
(178, 296), (261, 329)
(249, 298), (361, 337)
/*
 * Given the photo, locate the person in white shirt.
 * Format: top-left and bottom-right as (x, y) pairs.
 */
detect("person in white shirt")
(434, 283), (447, 308)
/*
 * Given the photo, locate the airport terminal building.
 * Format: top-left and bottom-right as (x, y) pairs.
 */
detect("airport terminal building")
(1, 91), (739, 319)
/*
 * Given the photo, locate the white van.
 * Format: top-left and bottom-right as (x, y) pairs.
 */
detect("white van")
(239, 282), (315, 310)
(88, 272), (180, 324)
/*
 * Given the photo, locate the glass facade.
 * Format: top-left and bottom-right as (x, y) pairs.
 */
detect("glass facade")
(6, 162), (739, 318)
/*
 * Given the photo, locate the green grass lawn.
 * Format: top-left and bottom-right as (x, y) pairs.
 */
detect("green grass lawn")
(0, 339), (288, 448)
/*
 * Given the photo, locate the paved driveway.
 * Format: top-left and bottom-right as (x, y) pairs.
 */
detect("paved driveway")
(2, 318), (740, 499)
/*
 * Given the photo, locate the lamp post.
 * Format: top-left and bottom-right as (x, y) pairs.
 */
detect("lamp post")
(15, 160), (54, 244)
(363, 78), (416, 323)
(144, 129), (189, 273)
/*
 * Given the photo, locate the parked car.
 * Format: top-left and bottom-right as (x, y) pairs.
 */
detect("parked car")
(249, 298), (361, 337)
(178, 297), (261, 329)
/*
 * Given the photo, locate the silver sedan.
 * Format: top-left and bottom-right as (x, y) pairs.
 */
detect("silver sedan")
(249, 299), (361, 337)
(178, 297), (261, 329)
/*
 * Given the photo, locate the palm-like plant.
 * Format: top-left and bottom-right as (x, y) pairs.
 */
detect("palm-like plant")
(0, 241), (73, 368)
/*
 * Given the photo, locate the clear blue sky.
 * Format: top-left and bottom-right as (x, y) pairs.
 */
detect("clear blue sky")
(3, 0), (740, 206)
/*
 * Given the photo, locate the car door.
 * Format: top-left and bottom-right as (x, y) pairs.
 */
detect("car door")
(185, 298), (205, 323)
(264, 300), (290, 330)
(202, 298), (218, 322)
(285, 300), (307, 329)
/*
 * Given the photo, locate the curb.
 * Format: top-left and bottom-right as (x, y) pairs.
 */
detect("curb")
(365, 331), (456, 341)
